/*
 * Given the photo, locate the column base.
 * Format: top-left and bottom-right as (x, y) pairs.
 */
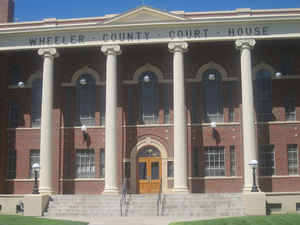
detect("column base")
(173, 186), (189, 193)
(103, 187), (120, 195)
(39, 187), (54, 195)
(243, 191), (266, 215)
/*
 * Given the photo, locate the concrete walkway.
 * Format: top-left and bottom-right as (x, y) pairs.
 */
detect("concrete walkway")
(46, 215), (227, 225)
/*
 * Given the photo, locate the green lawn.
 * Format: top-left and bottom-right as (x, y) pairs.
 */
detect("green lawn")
(0, 215), (88, 225)
(170, 214), (300, 225)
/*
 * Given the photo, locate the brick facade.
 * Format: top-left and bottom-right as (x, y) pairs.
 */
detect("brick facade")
(1, 39), (300, 194)
(0, 0), (14, 23)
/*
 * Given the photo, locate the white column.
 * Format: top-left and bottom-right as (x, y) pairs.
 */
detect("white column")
(168, 42), (189, 193)
(38, 48), (59, 194)
(235, 39), (258, 192)
(101, 45), (121, 194)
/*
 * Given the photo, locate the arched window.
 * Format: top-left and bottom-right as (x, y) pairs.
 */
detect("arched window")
(76, 74), (96, 126)
(255, 69), (273, 121)
(203, 69), (223, 122)
(139, 72), (158, 124)
(31, 78), (42, 127)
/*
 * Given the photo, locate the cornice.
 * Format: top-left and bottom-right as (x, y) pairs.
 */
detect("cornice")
(1, 13), (300, 35)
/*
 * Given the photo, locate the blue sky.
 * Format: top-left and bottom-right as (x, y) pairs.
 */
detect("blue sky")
(15, 0), (300, 22)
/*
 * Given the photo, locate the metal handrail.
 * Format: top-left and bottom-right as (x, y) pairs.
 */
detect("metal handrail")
(157, 178), (163, 216)
(120, 179), (127, 216)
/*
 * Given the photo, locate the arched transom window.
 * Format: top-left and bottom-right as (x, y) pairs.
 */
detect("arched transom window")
(255, 69), (273, 121)
(202, 69), (223, 122)
(76, 74), (96, 126)
(139, 71), (158, 124)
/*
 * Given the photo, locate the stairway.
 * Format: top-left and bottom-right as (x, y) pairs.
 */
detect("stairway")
(45, 193), (245, 217)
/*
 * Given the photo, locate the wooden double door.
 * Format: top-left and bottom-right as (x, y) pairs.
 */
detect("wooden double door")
(137, 157), (162, 194)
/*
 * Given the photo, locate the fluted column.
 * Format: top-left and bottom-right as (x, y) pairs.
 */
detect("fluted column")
(235, 39), (258, 192)
(38, 48), (59, 194)
(101, 45), (121, 194)
(168, 42), (189, 193)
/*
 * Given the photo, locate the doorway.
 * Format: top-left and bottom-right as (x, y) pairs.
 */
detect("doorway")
(137, 146), (161, 194)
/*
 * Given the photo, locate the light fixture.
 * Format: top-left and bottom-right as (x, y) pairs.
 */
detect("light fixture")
(143, 75), (151, 83)
(79, 78), (87, 85)
(208, 74), (216, 81)
(275, 72), (282, 78)
(249, 159), (259, 192)
(210, 122), (217, 128)
(17, 81), (25, 88)
(32, 163), (40, 194)
(81, 125), (89, 142)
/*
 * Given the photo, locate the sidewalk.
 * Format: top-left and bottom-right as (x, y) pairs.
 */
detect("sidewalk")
(46, 215), (226, 225)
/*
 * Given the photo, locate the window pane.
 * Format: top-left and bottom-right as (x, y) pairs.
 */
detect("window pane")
(163, 84), (170, 124)
(151, 162), (159, 180)
(285, 96), (296, 121)
(203, 69), (223, 122)
(75, 149), (95, 178)
(167, 161), (174, 177)
(125, 162), (130, 178)
(76, 74), (96, 126)
(29, 150), (40, 178)
(204, 146), (225, 176)
(139, 72), (158, 124)
(288, 144), (298, 175)
(255, 69), (273, 122)
(100, 149), (105, 178)
(31, 79), (42, 127)
(7, 150), (16, 179)
(259, 145), (275, 176)
(138, 162), (147, 179)
(8, 103), (19, 128)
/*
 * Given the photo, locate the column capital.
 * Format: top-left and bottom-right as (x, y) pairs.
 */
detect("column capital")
(101, 44), (121, 55)
(38, 48), (59, 58)
(168, 42), (188, 53)
(235, 39), (256, 50)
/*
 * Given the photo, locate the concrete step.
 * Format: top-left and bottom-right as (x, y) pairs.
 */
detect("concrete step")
(45, 193), (245, 217)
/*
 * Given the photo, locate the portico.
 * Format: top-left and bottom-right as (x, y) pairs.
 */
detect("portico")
(1, 6), (300, 196)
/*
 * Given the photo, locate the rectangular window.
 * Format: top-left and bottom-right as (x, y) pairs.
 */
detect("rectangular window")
(100, 86), (106, 126)
(167, 161), (174, 177)
(226, 82), (235, 122)
(285, 96), (296, 121)
(288, 144), (298, 175)
(64, 88), (72, 127)
(191, 84), (199, 123)
(193, 147), (199, 177)
(230, 145), (236, 176)
(125, 162), (130, 178)
(8, 103), (18, 128)
(163, 84), (170, 124)
(100, 148), (105, 178)
(7, 150), (16, 179)
(259, 145), (275, 176)
(204, 146), (225, 176)
(29, 150), (40, 178)
(76, 149), (95, 178)
(127, 86), (133, 124)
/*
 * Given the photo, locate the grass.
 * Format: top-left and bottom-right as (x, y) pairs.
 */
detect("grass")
(0, 215), (88, 225)
(170, 214), (300, 225)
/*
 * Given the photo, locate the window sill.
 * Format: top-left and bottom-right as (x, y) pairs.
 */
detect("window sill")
(188, 176), (242, 180)
(259, 175), (300, 178)
(5, 179), (36, 182)
(59, 178), (104, 181)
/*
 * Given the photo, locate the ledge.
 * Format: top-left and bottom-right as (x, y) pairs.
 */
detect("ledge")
(188, 176), (242, 180)
(59, 178), (104, 181)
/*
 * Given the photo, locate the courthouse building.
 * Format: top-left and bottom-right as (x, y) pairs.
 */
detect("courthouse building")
(1, 0), (300, 196)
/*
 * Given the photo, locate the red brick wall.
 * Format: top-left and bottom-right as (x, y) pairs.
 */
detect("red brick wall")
(1, 40), (300, 194)
(0, 0), (14, 23)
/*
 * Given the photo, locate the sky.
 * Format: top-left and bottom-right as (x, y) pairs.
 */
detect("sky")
(14, 0), (300, 22)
